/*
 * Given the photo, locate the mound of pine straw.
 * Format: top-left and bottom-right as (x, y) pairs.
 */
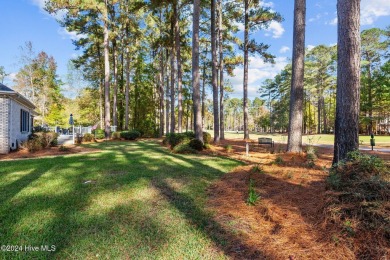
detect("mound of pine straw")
(324, 151), (390, 259)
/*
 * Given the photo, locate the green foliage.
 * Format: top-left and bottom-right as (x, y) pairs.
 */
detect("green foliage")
(120, 130), (141, 140)
(326, 151), (390, 257)
(83, 133), (95, 142)
(164, 132), (194, 148)
(172, 143), (198, 154)
(21, 132), (58, 152)
(111, 132), (121, 140)
(188, 139), (204, 151)
(202, 132), (212, 144)
(251, 164), (265, 174)
(274, 156), (284, 165)
(34, 132), (59, 148)
(59, 145), (69, 152)
(94, 129), (105, 140)
(203, 143), (210, 150)
(225, 144), (233, 153)
(247, 179), (260, 206)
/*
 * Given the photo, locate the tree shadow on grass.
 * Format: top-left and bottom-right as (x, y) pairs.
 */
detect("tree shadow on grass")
(0, 140), (273, 259)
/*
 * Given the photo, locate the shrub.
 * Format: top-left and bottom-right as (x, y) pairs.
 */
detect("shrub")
(247, 179), (260, 205)
(203, 132), (212, 144)
(59, 145), (69, 152)
(203, 143), (210, 149)
(165, 133), (192, 148)
(75, 134), (83, 144)
(325, 151), (390, 258)
(274, 156), (284, 165)
(21, 138), (43, 153)
(189, 138), (204, 151)
(111, 132), (121, 140)
(225, 144), (233, 153)
(251, 164), (265, 174)
(120, 130), (141, 140)
(34, 132), (58, 148)
(172, 143), (198, 154)
(83, 133), (95, 142)
(183, 131), (195, 139)
(94, 129), (105, 139)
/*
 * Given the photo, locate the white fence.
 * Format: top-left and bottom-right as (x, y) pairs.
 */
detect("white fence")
(48, 125), (117, 136)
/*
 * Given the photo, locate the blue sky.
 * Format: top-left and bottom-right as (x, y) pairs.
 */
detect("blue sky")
(0, 0), (389, 98)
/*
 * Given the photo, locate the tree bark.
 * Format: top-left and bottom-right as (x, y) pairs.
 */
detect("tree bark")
(166, 49), (170, 134)
(211, 0), (220, 143)
(192, 0), (203, 142)
(218, 0), (224, 140)
(112, 39), (118, 128)
(103, 14), (111, 137)
(174, 2), (183, 133)
(287, 0), (306, 153)
(243, 0), (249, 140)
(170, 47), (176, 133)
(159, 50), (165, 137)
(333, 0), (361, 164)
(125, 47), (130, 130)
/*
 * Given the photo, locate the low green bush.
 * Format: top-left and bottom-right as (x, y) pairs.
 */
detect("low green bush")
(94, 129), (105, 139)
(203, 132), (212, 144)
(247, 179), (260, 205)
(21, 138), (43, 152)
(173, 143), (198, 154)
(189, 139), (203, 151)
(111, 132), (121, 140)
(83, 133), (95, 142)
(325, 151), (389, 258)
(165, 132), (194, 148)
(120, 130), (141, 140)
(33, 132), (58, 148)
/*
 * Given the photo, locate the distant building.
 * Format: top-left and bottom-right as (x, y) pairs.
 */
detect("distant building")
(0, 83), (36, 154)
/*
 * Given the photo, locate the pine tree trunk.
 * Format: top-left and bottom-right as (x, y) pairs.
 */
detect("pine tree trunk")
(159, 50), (165, 137)
(317, 88), (321, 134)
(201, 47), (207, 128)
(287, 0), (306, 153)
(113, 39), (118, 128)
(166, 49), (170, 134)
(125, 48), (130, 130)
(192, 0), (203, 141)
(211, 0), (219, 143)
(243, 0), (249, 140)
(170, 47), (175, 133)
(174, 2), (183, 133)
(333, 0), (361, 164)
(103, 16), (111, 137)
(218, 0), (224, 140)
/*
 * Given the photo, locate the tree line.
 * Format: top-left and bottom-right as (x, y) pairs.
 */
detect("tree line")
(6, 0), (389, 163)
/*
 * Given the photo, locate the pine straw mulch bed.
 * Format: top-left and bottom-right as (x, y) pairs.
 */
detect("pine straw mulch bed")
(203, 139), (389, 259)
(0, 145), (101, 161)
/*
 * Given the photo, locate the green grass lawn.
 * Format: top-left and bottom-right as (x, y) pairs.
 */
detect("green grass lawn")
(0, 141), (242, 259)
(217, 131), (390, 147)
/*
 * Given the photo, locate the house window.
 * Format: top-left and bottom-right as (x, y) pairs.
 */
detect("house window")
(20, 109), (30, 133)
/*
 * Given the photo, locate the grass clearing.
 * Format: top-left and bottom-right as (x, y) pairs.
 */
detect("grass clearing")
(0, 141), (242, 259)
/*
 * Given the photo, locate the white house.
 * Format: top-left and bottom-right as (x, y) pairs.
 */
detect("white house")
(0, 83), (35, 154)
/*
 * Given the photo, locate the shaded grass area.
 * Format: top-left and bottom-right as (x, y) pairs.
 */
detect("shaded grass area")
(0, 141), (243, 259)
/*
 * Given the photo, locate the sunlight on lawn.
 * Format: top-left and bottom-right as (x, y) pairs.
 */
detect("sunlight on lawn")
(0, 141), (242, 259)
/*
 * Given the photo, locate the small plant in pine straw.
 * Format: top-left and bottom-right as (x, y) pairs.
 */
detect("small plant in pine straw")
(247, 179), (260, 206)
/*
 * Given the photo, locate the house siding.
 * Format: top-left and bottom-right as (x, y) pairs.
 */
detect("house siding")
(9, 99), (33, 151)
(0, 97), (10, 154)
